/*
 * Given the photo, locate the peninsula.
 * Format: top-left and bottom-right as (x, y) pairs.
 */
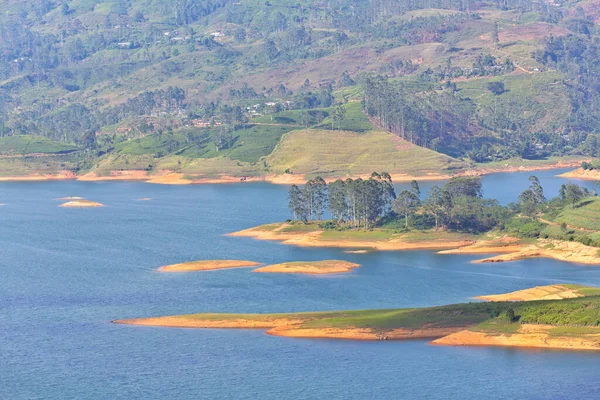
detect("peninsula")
(230, 173), (600, 266)
(114, 284), (600, 351)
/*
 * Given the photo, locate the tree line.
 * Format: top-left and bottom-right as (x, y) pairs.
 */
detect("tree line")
(288, 173), (598, 240)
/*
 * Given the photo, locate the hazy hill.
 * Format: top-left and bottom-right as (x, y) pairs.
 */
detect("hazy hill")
(0, 0), (599, 178)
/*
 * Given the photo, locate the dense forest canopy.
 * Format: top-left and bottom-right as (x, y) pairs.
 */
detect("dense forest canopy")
(1, 0), (600, 169)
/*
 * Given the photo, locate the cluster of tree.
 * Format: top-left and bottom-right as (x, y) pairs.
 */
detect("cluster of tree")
(289, 173), (508, 233)
(288, 173), (600, 248)
(535, 35), (600, 137)
(288, 173), (395, 229)
(362, 74), (477, 157)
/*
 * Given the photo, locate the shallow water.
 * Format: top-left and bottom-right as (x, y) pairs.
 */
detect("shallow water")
(1, 169), (599, 399)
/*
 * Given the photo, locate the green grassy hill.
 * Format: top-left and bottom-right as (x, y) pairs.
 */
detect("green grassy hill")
(265, 129), (465, 178)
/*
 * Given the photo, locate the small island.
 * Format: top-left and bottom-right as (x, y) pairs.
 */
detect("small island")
(114, 284), (600, 351)
(158, 260), (261, 272)
(254, 260), (360, 275)
(230, 173), (600, 265)
(59, 199), (104, 208)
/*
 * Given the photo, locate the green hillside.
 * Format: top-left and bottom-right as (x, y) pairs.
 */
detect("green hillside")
(0, 0), (599, 177)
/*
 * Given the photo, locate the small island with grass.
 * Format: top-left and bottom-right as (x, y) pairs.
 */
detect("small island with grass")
(254, 260), (360, 275)
(230, 172), (600, 265)
(114, 284), (600, 351)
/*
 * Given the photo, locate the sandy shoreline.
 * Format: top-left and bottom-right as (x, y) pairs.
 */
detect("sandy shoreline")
(557, 168), (600, 181)
(112, 315), (467, 340)
(432, 325), (600, 351)
(0, 160), (586, 185)
(475, 285), (585, 302)
(228, 224), (475, 251)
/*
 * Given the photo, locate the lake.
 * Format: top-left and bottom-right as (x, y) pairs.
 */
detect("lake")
(1, 169), (600, 399)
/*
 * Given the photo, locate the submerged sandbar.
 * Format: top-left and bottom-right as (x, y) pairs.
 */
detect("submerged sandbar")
(59, 199), (104, 208)
(158, 260), (261, 272)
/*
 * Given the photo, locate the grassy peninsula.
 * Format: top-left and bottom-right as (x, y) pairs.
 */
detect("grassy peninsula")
(230, 173), (600, 265)
(114, 285), (600, 351)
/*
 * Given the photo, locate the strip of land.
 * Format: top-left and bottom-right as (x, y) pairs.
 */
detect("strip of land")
(113, 285), (600, 351)
(158, 260), (261, 272)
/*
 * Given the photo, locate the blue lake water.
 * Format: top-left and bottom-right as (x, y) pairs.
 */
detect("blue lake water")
(1, 169), (600, 399)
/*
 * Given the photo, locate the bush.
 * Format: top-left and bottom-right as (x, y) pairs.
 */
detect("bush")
(319, 220), (337, 230)
(503, 217), (547, 238)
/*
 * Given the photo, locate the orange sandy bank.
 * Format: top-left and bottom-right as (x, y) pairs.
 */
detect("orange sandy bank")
(558, 168), (600, 181)
(253, 260), (360, 275)
(229, 223), (474, 251)
(266, 326), (461, 340)
(466, 159), (587, 176)
(77, 170), (151, 181)
(438, 237), (523, 255)
(113, 315), (466, 340)
(0, 171), (76, 181)
(59, 199), (104, 208)
(0, 160), (587, 185)
(432, 324), (600, 351)
(472, 239), (600, 265)
(158, 260), (261, 272)
(476, 285), (585, 302)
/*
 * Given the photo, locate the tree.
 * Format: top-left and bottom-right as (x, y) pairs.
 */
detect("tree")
(423, 185), (444, 230)
(518, 176), (546, 217)
(518, 189), (538, 218)
(443, 177), (483, 198)
(560, 183), (587, 207)
(410, 180), (420, 198)
(331, 103), (346, 130)
(311, 176), (328, 220)
(263, 39), (278, 62)
(393, 190), (420, 228)
(487, 81), (505, 95)
(234, 28), (246, 43)
(528, 176), (546, 204)
(328, 179), (347, 223)
(288, 185), (305, 222)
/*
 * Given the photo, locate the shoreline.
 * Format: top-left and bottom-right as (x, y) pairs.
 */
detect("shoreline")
(0, 160), (585, 185)
(229, 223), (600, 265)
(228, 223), (476, 251)
(431, 325), (600, 351)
